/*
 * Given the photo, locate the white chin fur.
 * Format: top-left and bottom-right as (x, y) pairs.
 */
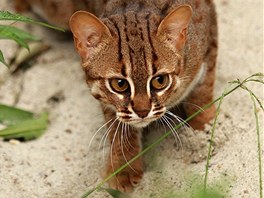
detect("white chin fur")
(124, 117), (159, 128)
(130, 121), (151, 128)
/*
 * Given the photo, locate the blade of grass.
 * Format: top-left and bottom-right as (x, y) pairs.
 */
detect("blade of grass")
(101, 188), (131, 198)
(0, 104), (34, 125)
(0, 112), (48, 140)
(239, 85), (263, 198)
(250, 92), (263, 198)
(81, 73), (263, 197)
(0, 25), (40, 41)
(203, 87), (228, 194)
(0, 50), (8, 67)
(81, 82), (243, 198)
(0, 26), (29, 50)
(0, 11), (65, 32)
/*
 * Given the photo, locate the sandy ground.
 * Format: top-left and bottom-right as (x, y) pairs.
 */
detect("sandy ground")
(0, 0), (263, 197)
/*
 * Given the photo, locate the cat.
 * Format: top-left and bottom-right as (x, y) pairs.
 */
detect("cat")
(15, 0), (218, 192)
(69, 0), (217, 192)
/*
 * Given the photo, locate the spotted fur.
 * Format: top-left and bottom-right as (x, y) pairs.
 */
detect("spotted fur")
(15, 0), (218, 192)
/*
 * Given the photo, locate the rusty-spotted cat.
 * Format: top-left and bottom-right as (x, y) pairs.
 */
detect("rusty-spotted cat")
(69, 0), (217, 192)
(16, 0), (218, 192)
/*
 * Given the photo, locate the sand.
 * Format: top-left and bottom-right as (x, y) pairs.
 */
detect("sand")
(0, 0), (263, 197)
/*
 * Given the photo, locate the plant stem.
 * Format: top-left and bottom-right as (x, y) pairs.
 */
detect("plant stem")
(252, 95), (263, 198)
(203, 87), (227, 194)
(241, 85), (263, 198)
(81, 83), (242, 198)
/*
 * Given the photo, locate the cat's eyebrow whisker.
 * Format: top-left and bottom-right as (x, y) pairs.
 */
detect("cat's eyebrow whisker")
(88, 118), (114, 151)
(178, 76), (191, 83)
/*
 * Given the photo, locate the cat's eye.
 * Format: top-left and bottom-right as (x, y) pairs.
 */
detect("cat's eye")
(151, 74), (170, 90)
(110, 78), (129, 93)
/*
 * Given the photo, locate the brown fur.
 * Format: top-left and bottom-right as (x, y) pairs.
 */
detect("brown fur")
(14, 0), (218, 192)
(13, 0), (106, 29)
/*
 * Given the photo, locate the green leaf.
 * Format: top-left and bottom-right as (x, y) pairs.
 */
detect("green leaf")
(193, 186), (226, 198)
(102, 188), (131, 198)
(0, 50), (8, 67)
(0, 11), (65, 32)
(0, 25), (29, 50)
(0, 112), (48, 140)
(0, 104), (34, 125)
(80, 187), (130, 198)
(0, 25), (40, 41)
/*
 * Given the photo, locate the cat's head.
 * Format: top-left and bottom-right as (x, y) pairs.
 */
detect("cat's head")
(69, 5), (193, 128)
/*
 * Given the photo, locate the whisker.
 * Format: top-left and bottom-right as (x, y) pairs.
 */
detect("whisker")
(120, 123), (137, 173)
(163, 115), (183, 158)
(161, 116), (180, 149)
(124, 124), (135, 152)
(101, 118), (119, 162)
(158, 118), (167, 133)
(88, 118), (114, 151)
(110, 120), (122, 172)
(181, 101), (205, 112)
(99, 117), (118, 149)
(166, 110), (195, 134)
(166, 110), (189, 129)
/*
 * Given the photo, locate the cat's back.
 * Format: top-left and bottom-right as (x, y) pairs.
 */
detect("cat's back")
(14, 0), (216, 31)
(14, 0), (107, 28)
(103, 0), (215, 17)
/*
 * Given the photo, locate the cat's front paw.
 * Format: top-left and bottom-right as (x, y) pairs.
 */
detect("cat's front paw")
(107, 169), (143, 192)
(104, 158), (143, 193)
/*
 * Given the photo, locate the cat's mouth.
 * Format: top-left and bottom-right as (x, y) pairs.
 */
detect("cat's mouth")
(117, 106), (166, 128)
(119, 116), (162, 128)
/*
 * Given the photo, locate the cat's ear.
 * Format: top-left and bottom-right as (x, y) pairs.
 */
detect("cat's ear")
(69, 11), (112, 59)
(157, 5), (193, 50)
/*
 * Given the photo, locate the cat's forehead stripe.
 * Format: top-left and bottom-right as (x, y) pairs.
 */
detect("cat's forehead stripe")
(109, 12), (158, 79)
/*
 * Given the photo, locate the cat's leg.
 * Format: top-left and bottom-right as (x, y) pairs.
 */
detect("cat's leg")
(184, 13), (218, 130)
(103, 107), (143, 192)
(183, 65), (216, 130)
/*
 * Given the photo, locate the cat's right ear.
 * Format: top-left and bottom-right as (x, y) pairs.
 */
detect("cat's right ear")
(69, 11), (112, 59)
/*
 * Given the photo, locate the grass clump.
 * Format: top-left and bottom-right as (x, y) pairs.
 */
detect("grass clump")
(0, 11), (64, 67)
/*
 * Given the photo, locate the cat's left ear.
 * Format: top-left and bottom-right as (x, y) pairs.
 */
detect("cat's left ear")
(69, 11), (112, 59)
(157, 5), (193, 50)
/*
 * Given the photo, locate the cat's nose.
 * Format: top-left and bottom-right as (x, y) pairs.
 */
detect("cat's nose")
(134, 110), (150, 118)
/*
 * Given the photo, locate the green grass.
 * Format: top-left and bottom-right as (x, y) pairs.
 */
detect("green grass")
(81, 73), (263, 198)
(0, 11), (64, 67)
(0, 104), (49, 141)
(0, 11), (63, 140)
